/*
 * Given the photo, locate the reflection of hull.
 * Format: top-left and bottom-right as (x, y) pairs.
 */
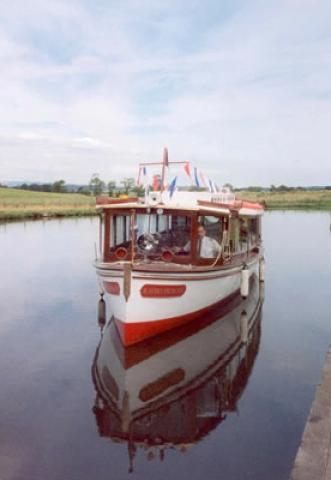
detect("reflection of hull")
(92, 280), (263, 469)
(96, 254), (260, 346)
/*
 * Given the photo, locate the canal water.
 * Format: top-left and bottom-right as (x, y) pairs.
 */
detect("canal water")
(0, 212), (330, 480)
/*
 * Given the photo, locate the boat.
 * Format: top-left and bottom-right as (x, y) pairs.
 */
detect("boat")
(91, 279), (263, 472)
(94, 149), (264, 346)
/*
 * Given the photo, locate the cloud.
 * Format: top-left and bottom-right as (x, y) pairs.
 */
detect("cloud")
(0, 0), (330, 185)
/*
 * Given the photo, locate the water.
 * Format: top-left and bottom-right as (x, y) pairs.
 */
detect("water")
(0, 212), (330, 480)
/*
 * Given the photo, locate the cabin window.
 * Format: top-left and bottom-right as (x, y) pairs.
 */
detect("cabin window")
(196, 216), (223, 259)
(239, 217), (249, 244)
(198, 216), (222, 241)
(239, 217), (260, 250)
(136, 212), (192, 259)
(249, 217), (260, 236)
(109, 215), (132, 249)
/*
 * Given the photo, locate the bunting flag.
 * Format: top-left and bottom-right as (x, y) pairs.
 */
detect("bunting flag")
(184, 162), (191, 179)
(193, 167), (200, 188)
(199, 170), (208, 188)
(208, 179), (216, 193)
(168, 176), (177, 198)
(136, 166), (142, 186)
(142, 166), (148, 185)
(152, 174), (161, 191)
(138, 159), (219, 195)
(137, 166), (148, 186)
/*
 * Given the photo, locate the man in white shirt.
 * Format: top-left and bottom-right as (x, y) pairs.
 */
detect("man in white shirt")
(181, 224), (222, 258)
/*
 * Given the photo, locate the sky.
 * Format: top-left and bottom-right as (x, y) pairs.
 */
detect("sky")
(0, 0), (330, 187)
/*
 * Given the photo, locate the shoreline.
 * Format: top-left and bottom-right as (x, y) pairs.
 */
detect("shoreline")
(0, 187), (330, 223)
(0, 209), (97, 223)
(0, 188), (96, 222)
(0, 205), (330, 224)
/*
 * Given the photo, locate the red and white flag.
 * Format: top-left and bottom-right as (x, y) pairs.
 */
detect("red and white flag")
(184, 162), (191, 179)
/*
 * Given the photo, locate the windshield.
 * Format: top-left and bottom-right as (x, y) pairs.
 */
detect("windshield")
(136, 213), (192, 259)
(107, 211), (192, 261)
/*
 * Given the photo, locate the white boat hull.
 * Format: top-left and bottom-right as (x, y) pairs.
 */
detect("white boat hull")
(96, 255), (260, 346)
(91, 279), (263, 459)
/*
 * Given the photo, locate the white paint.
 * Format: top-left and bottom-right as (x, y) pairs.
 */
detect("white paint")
(97, 259), (259, 324)
(94, 280), (261, 415)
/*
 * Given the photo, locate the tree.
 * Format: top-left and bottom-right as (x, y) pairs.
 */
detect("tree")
(223, 182), (234, 191)
(107, 180), (117, 197)
(16, 183), (52, 192)
(52, 180), (66, 193)
(188, 186), (205, 192)
(77, 186), (91, 196)
(120, 177), (135, 195)
(277, 184), (291, 192)
(89, 173), (105, 196)
(132, 184), (145, 197)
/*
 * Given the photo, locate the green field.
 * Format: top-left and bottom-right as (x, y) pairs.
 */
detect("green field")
(236, 189), (331, 210)
(1, 187), (330, 222)
(0, 188), (96, 221)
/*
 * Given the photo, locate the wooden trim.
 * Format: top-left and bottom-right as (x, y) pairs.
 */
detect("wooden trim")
(96, 196), (138, 205)
(99, 213), (103, 258)
(104, 213), (110, 261)
(96, 250), (260, 274)
(134, 270), (239, 281)
(130, 209), (136, 263)
(103, 207), (196, 217)
(191, 212), (199, 263)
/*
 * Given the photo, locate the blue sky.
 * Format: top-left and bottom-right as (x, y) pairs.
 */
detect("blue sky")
(0, 0), (330, 186)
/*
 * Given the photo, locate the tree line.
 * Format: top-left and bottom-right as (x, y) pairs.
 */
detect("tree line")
(1, 178), (330, 195)
(5, 174), (145, 197)
(235, 185), (331, 192)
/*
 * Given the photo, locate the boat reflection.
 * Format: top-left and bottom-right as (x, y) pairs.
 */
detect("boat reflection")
(92, 277), (264, 472)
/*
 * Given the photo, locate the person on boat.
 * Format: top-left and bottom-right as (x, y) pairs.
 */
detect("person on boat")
(176, 224), (222, 258)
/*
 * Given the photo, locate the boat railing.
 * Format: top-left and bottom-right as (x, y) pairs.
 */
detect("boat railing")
(211, 192), (236, 205)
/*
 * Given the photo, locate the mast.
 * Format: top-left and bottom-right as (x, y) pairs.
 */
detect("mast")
(161, 147), (168, 193)
(138, 148), (187, 193)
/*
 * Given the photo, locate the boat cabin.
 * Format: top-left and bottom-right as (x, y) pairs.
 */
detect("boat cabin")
(96, 192), (263, 268)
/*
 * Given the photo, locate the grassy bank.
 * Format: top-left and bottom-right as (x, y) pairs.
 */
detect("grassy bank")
(0, 188), (96, 221)
(1, 187), (330, 222)
(236, 189), (331, 210)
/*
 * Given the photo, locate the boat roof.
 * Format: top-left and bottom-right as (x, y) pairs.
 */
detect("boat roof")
(96, 190), (264, 217)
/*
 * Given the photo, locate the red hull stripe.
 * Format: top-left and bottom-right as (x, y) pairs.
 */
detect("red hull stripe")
(114, 289), (240, 346)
